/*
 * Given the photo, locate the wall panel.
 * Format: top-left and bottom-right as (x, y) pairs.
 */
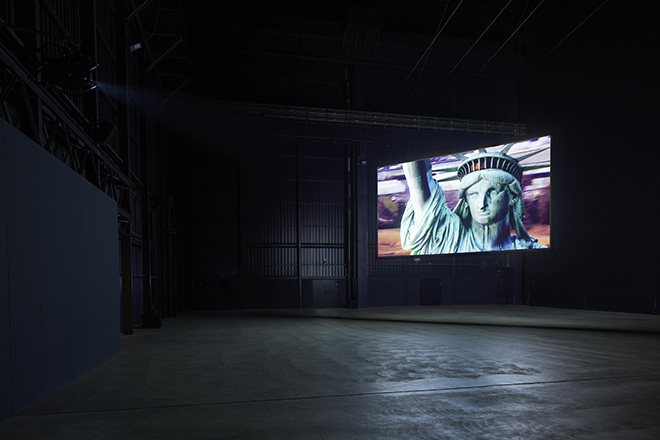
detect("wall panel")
(298, 144), (346, 281)
(4, 125), (43, 413)
(0, 120), (119, 420)
(0, 120), (12, 420)
(36, 146), (83, 394)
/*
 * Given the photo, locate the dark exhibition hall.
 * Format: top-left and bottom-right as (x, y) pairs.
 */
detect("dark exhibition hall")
(1, 0), (659, 438)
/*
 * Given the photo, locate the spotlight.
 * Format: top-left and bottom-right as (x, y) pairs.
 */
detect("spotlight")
(129, 42), (143, 52)
(40, 49), (98, 93)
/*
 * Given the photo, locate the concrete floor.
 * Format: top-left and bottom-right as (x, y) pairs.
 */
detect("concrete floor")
(2, 305), (660, 439)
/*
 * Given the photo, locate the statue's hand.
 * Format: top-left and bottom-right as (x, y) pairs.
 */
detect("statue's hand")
(403, 159), (433, 214)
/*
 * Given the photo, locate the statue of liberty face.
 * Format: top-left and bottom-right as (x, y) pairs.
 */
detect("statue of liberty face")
(465, 178), (512, 226)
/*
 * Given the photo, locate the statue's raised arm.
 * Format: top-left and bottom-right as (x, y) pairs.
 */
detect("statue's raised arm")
(402, 159), (435, 215)
(401, 158), (460, 254)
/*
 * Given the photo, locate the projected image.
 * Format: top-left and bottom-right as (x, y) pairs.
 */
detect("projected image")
(377, 136), (551, 256)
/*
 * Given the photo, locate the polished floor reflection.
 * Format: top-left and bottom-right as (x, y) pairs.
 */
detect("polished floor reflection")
(2, 305), (660, 439)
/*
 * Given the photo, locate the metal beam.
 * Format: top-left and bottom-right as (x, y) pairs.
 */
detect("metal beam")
(125, 0), (155, 24)
(37, 0), (77, 43)
(145, 37), (184, 73)
(209, 100), (526, 136)
(0, 71), (18, 106)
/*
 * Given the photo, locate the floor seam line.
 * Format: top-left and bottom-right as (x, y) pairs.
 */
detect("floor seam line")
(16, 373), (660, 417)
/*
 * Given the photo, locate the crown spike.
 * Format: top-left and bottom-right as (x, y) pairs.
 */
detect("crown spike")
(451, 153), (469, 161)
(521, 163), (551, 172)
(513, 146), (551, 164)
(431, 165), (459, 173)
(499, 143), (515, 155)
(436, 175), (460, 182)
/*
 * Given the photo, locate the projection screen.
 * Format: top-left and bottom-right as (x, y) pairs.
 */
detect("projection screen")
(377, 136), (551, 257)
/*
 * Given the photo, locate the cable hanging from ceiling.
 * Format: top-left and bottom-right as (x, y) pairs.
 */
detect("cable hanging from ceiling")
(396, 0), (464, 95)
(453, 0), (612, 114)
(437, 0), (515, 88)
(411, 1), (452, 95)
(534, 0), (609, 66)
(477, 0), (546, 74)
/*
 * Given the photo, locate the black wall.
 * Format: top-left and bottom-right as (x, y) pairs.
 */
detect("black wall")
(519, 7), (658, 312)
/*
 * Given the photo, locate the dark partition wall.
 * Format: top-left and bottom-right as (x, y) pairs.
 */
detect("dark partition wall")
(0, 120), (120, 420)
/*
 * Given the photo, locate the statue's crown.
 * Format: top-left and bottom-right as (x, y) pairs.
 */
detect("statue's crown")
(457, 152), (522, 183)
